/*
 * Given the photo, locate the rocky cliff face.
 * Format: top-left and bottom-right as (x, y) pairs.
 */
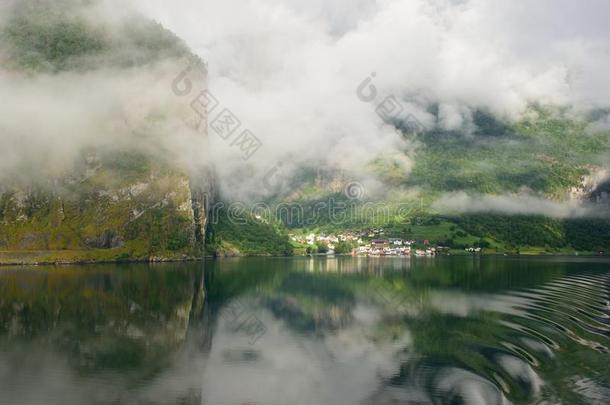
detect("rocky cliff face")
(0, 150), (214, 263)
(0, 0), (215, 264)
(567, 167), (609, 202)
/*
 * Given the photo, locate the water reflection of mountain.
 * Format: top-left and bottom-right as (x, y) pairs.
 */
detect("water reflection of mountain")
(0, 263), (206, 404)
(1, 257), (609, 404)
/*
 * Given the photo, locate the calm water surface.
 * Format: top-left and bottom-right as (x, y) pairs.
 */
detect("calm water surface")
(0, 256), (609, 405)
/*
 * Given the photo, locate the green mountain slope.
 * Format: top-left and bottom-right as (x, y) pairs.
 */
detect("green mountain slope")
(2, 0), (191, 73)
(405, 108), (609, 196)
(211, 107), (610, 255)
(0, 0), (213, 264)
(0, 150), (208, 263)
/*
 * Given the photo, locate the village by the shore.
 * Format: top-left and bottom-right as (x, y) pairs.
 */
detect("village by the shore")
(290, 228), (483, 257)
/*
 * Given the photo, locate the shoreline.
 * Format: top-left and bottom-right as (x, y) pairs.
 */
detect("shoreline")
(0, 251), (606, 267)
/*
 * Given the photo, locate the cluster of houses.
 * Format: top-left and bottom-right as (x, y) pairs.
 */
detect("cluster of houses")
(290, 231), (362, 251)
(291, 229), (388, 246)
(356, 239), (438, 257)
(290, 230), (447, 257)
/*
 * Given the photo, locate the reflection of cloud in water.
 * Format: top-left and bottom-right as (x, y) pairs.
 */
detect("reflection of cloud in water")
(570, 377), (610, 404)
(497, 354), (542, 396)
(434, 368), (508, 405)
(429, 291), (529, 318)
(200, 302), (410, 405)
(2, 261), (609, 404)
(0, 342), (206, 405)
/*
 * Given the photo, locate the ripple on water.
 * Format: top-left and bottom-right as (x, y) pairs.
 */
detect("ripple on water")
(434, 368), (509, 405)
(422, 270), (610, 404)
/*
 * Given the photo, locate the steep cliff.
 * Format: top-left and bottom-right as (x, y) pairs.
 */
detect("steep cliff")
(0, 0), (214, 264)
(0, 151), (213, 263)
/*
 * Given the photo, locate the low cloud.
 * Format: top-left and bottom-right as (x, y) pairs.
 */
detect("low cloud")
(0, 1), (211, 186)
(2, 0), (610, 203)
(132, 0), (610, 199)
(0, 64), (210, 184)
(432, 191), (610, 218)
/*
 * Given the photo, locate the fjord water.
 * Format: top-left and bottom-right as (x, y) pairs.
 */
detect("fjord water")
(0, 257), (609, 405)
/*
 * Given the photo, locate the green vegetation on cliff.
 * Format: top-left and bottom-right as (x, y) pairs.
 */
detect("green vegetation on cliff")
(2, 0), (191, 72)
(205, 205), (293, 257)
(0, 1), (211, 264)
(403, 108), (610, 196)
(0, 150), (206, 263)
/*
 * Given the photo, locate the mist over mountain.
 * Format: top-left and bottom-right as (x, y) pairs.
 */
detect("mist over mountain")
(2, 0), (610, 211)
(0, 0), (210, 183)
(133, 0), (610, 214)
(0, 0), (609, 260)
(0, 0), (214, 262)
